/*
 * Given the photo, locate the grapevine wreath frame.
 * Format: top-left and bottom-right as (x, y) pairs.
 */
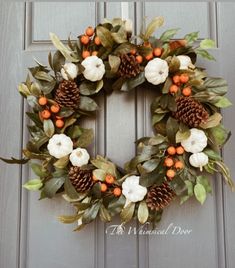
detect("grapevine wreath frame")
(1, 17), (234, 231)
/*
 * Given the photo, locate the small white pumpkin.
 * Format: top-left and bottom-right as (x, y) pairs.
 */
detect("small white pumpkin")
(47, 134), (73, 159)
(81, 56), (105, 82)
(61, 63), (78, 80)
(122, 175), (147, 205)
(181, 128), (207, 153)
(69, 148), (90, 167)
(189, 152), (209, 171)
(144, 58), (169, 85)
(176, 55), (194, 70)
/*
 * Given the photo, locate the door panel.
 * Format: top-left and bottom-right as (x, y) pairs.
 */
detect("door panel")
(0, 2), (235, 268)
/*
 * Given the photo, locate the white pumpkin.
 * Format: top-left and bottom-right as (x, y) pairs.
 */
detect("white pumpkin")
(176, 55), (194, 70)
(61, 63), (78, 80)
(122, 175), (147, 205)
(47, 134), (73, 159)
(144, 58), (169, 85)
(69, 148), (90, 167)
(189, 152), (209, 171)
(181, 128), (207, 153)
(81, 56), (105, 82)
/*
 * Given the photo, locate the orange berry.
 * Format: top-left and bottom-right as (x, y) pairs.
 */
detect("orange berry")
(166, 169), (176, 179)
(55, 119), (64, 128)
(38, 96), (47, 106)
(92, 51), (98, 56)
(153, 47), (162, 57)
(164, 157), (174, 167)
(92, 174), (99, 181)
(174, 161), (184, 169)
(173, 75), (181, 85)
(101, 183), (108, 192)
(50, 104), (60, 114)
(82, 50), (91, 59)
(105, 174), (115, 184)
(81, 35), (90, 45)
(85, 26), (94, 37)
(94, 36), (101, 46)
(130, 48), (137, 55)
(136, 55), (143, 64)
(167, 146), (176, 155)
(145, 53), (153, 61)
(182, 86), (192, 97)
(41, 110), (51, 119)
(144, 42), (152, 47)
(113, 187), (122, 197)
(176, 146), (185, 155)
(169, 84), (179, 94)
(180, 73), (189, 84)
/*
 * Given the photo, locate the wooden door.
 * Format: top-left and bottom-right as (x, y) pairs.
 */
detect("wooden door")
(0, 2), (235, 268)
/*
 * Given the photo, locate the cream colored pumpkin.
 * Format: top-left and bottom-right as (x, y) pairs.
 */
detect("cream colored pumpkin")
(181, 128), (207, 153)
(61, 63), (78, 80)
(144, 58), (169, 85)
(177, 55), (194, 70)
(81, 56), (105, 82)
(189, 152), (209, 171)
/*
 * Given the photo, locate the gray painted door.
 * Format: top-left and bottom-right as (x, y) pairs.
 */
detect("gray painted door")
(0, 2), (235, 268)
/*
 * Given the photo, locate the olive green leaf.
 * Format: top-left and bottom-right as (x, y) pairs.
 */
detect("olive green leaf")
(109, 55), (121, 73)
(18, 83), (30, 97)
(99, 205), (112, 222)
(121, 72), (145, 91)
(160, 28), (180, 42)
(42, 177), (65, 198)
(23, 179), (43, 191)
(52, 50), (65, 72)
(195, 48), (215, 61)
(152, 114), (165, 126)
(53, 155), (69, 169)
(96, 26), (114, 48)
(75, 128), (94, 148)
(137, 200), (149, 224)
(203, 77), (228, 95)
(80, 80), (103, 96)
(200, 39), (216, 49)
(82, 201), (101, 224)
(58, 214), (82, 224)
(43, 119), (55, 137)
(203, 149), (221, 161)
(194, 183), (207, 205)
(50, 33), (79, 62)
(64, 177), (80, 199)
(215, 161), (235, 191)
(209, 124), (230, 146)
(27, 95), (40, 110)
(166, 117), (179, 143)
(184, 31), (199, 45)
(0, 157), (29, 164)
(79, 96), (99, 111)
(31, 163), (47, 177)
(30, 82), (41, 96)
(200, 113), (222, 129)
(92, 169), (106, 181)
(120, 202), (135, 223)
(196, 176), (212, 193)
(111, 27), (127, 44)
(143, 16), (164, 40)
(176, 129), (190, 143)
(214, 97), (232, 108)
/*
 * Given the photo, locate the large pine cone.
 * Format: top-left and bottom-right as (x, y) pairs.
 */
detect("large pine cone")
(118, 54), (141, 78)
(54, 80), (80, 109)
(146, 183), (175, 211)
(68, 166), (94, 192)
(172, 96), (209, 127)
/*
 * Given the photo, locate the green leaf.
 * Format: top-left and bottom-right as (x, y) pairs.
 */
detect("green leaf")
(196, 176), (212, 193)
(184, 32), (199, 45)
(99, 205), (112, 222)
(23, 179), (43, 191)
(79, 96), (98, 111)
(50, 32), (79, 62)
(82, 201), (101, 224)
(209, 124), (230, 146)
(35, 71), (54, 82)
(42, 177), (65, 198)
(52, 50), (65, 72)
(200, 113), (222, 129)
(121, 72), (145, 91)
(75, 128), (94, 148)
(53, 156), (69, 169)
(31, 163), (47, 177)
(215, 161), (235, 191)
(160, 28), (180, 42)
(168, 56), (180, 73)
(92, 169), (106, 181)
(195, 48), (216, 61)
(0, 157), (29, 164)
(194, 183), (207, 204)
(162, 77), (172, 94)
(58, 214), (82, 224)
(79, 81), (103, 96)
(120, 202), (135, 223)
(108, 195), (126, 215)
(111, 27), (127, 44)
(30, 82), (41, 96)
(166, 117), (179, 143)
(64, 177), (80, 199)
(214, 97), (232, 108)
(18, 83), (30, 97)
(200, 39), (216, 49)
(144, 16), (164, 39)
(58, 107), (74, 118)
(203, 77), (228, 95)
(152, 114), (165, 126)
(27, 95), (40, 109)
(109, 55), (121, 73)
(91, 155), (117, 177)
(203, 149), (221, 161)
(140, 168), (165, 188)
(96, 26), (114, 48)
(43, 119), (55, 137)
(184, 180), (194, 196)
(137, 201), (149, 224)
(176, 129), (190, 143)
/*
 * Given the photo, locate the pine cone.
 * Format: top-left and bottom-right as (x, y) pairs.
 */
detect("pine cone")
(54, 80), (80, 109)
(118, 54), (141, 78)
(146, 183), (175, 211)
(68, 166), (94, 192)
(172, 96), (209, 127)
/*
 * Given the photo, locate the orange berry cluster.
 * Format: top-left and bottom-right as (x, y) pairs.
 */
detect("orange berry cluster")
(143, 42), (163, 61)
(93, 173), (122, 197)
(164, 146), (185, 181)
(38, 96), (64, 128)
(169, 73), (192, 96)
(80, 26), (101, 59)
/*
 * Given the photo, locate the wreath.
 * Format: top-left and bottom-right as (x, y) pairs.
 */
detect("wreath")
(1, 17), (234, 231)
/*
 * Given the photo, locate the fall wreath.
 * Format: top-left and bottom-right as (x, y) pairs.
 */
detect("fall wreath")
(1, 17), (234, 230)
